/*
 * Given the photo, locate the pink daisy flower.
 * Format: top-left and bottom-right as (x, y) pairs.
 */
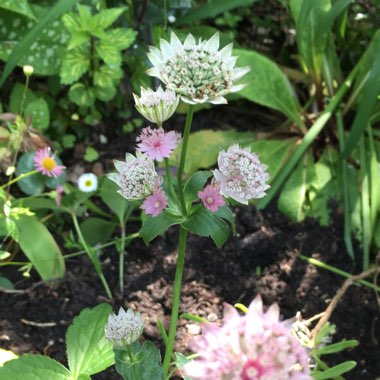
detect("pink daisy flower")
(140, 186), (168, 217)
(198, 182), (225, 212)
(33, 147), (65, 178)
(136, 127), (181, 162)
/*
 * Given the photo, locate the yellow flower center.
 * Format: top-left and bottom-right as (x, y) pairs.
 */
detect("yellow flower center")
(42, 157), (56, 171)
(85, 180), (92, 187)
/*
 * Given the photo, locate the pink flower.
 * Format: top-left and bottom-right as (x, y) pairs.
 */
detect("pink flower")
(136, 127), (181, 162)
(56, 185), (64, 207)
(140, 186), (168, 217)
(33, 147), (65, 178)
(183, 295), (311, 380)
(198, 182), (225, 212)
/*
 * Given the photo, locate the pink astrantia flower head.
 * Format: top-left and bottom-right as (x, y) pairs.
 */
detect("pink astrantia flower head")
(137, 127), (181, 162)
(198, 181), (225, 212)
(183, 295), (311, 380)
(213, 144), (270, 205)
(140, 178), (168, 217)
(33, 147), (65, 178)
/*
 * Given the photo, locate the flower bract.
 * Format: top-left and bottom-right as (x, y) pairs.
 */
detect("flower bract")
(107, 152), (157, 200)
(213, 144), (270, 205)
(133, 86), (179, 124)
(183, 295), (311, 380)
(136, 127), (181, 162)
(198, 182), (225, 212)
(104, 307), (144, 347)
(33, 147), (65, 178)
(78, 173), (98, 193)
(147, 32), (250, 104)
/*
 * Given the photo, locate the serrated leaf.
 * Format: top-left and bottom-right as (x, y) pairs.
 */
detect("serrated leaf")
(100, 28), (136, 50)
(215, 205), (235, 234)
(66, 304), (114, 378)
(62, 12), (81, 33)
(0, 0), (35, 19)
(95, 40), (121, 66)
(94, 65), (122, 88)
(60, 47), (90, 85)
(0, 355), (71, 380)
(24, 98), (50, 130)
(183, 170), (212, 204)
(67, 31), (90, 49)
(92, 7), (126, 30)
(69, 83), (95, 107)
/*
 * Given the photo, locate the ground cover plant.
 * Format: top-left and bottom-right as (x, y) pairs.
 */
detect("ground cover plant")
(0, 0), (379, 379)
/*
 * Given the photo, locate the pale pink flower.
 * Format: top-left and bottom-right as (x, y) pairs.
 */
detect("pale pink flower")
(140, 183), (168, 217)
(198, 182), (225, 212)
(137, 127), (181, 162)
(56, 185), (64, 207)
(33, 147), (65, 178)
(213, 144), (270, 205)
(183, 295), (311, 380)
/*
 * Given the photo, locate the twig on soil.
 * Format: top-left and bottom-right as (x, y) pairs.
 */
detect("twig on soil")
(310, 266), (380, 340)
(20, 319), (57, 327)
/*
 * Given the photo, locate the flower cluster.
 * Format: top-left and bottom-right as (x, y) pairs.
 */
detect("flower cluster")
(183, 296), (311, 380)
(105, 307), (144, 347)
(214, 144), (270, 204)
(108, 152), (157, 200)
(147, 32), (250, 104)
(34, 147), (65, 178)
(133, 86), (179, 125)
(136, 127), (181, 162)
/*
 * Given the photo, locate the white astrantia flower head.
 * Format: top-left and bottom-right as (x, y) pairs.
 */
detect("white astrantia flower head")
(147, 32), (250, 105)
(107, 151), (157, 200)
(213, 144), (270, 205)
(133, 86), (180, 125)
(104, 307), (144, 347)
(77, 173), (98, 193)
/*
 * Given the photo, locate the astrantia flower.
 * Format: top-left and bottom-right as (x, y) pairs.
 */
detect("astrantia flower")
(213, 144), (270, 205)
(104, 307), (144, 347)
(133, 86), (179, 124)
(136, 127), (181, 162)
(147, 32), (250, 105)
(198, 181), (225, 212)
(78, 173), (98, 193)
(140, 185), (168, 217)
(183, 295), (311, 380)
(33, 147), (65, 178)
(107, 152), (157, 200)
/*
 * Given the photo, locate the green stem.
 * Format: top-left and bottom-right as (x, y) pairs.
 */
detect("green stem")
(177, 105), (194, 216)
(19, 75), (30, 116)
(126, 345), (139, 380)
(163, 226), (188, 376)
(1, 170), (38, 189)
(165, 158), (179, 205)
(71, 210), (112, 299)
(119, 224), (126, 293)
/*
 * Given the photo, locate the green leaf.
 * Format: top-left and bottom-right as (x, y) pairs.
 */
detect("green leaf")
(15, 215), (65, 280)
(314, 340), (358, 355)
(140, 212), (182, 244)
(84, 146), (99, 162)
(0, 2), (74, 81)
(16, 153), (45, 195)
(172, 130), (254, 175)
(0, 355), (71, 380)
(234, 49), (302, 127)
(215, 205), (235, 234)
(24, 98), (50, 130)
(67, 31), (90, 50)
(61, 47), (90, 85)
(9, 82), (37, 114)
(94, 65), (122, 88)
(114, 340), (164, 380)
(183, 170), (212, 204)
(0, 274), (14, 290)
(311, 361), (357, 380)
(69, 83), (95, 107)
(92, 7), (126, 30)
(182, 206), (230, 247)
(0, 0), (35, 19)
(94, 85), (117, 102)
(80, 217), (116, 246)
(95, 41), (121, 66)
(66, 304), (114, 379)
(99, 28), (136, 51)
(174, 353), (191, 380)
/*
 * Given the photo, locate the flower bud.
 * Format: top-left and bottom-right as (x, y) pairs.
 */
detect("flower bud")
(23, 65), (34, 77)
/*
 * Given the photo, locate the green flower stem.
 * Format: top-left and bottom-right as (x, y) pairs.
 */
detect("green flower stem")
(163, 226), (188, 376)
(119, 224), (126, 293)
(71, 210), (112, 299)
(164, 158), (179, 205)
(1, 170), (38, 189)
(126, 345), (139, 380)
(177, 105), (194, 216)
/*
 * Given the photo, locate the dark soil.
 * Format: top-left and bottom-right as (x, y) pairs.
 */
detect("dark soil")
(1, 203), (379, 379)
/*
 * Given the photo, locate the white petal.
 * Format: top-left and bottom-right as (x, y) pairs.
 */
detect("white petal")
(170, 32), (183, 52)
(218, 42), (233, 58)
(184, 34), (196, 48)
(180, 96), (197, 105)
(233, 66), (251, 81)
(159, 38), (174, 59)
(209, 96), (227, 104)
(146, 67), (163, 80)
(147, 46), (164, 66)
(230, 84), (246, 93)
(204, 32), (219, 52)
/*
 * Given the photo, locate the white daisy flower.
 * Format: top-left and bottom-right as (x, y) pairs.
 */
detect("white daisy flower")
(147, 32), (250, 105)
(78, 173), (98, 193)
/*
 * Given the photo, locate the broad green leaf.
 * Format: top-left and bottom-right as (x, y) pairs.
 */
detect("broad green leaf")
(92, 7), (126, 30)
(84, 146), (99, 162)
(0, 275), (14, 290)
(278, 152), (315, 222)
(62, 12), (81, 33)
(69, 83), (95, 107)
(60, 47), (90, 85)
(95, 41), (121, 66)
(234, 49), (302, 127)
(16, 153), (45, 195)
(183, 170), (212, 204)
(311, 361), (356, 380)
(0, 0), (35, 19)
(94, 84), (117, 102)
(99, 28), (136, 50)
(0, 355), (71, 380)
(114, 340), (164, 380)
(172, 130), (254, 175)
(182, 206), (230, 247)
(140, 212), (182, 244)
(215, 205), (236, 234)
(66, 304), (114, 379)
(80, 217), (117, 246)
(67, 31), (90, 50)
(94, 65), (122, 88)
(250, 139), (298, 180)
(24, 98), (50, 130)
(0, 3), (72, 79)
(314, 340), (358, 355)
(374, 218), (380, 248)
(15, 215), (65, 280)
(9, 82), (37, 114)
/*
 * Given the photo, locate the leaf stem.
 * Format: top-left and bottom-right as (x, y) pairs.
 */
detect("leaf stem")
(165, 158), (179, 205)
(126, 345), (139, 380)
(1, 170), (38, 189)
